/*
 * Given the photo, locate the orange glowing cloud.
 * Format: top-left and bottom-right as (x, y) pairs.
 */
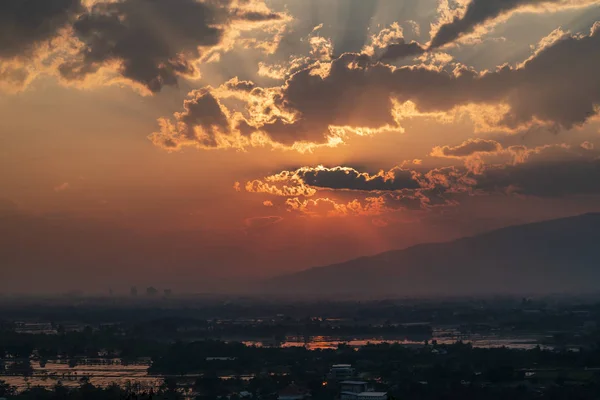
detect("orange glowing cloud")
(285, 197), (390, 218)
(429, 0), (598, 49)
(150, 23), (600, 152)
(238, 141), (600, 221)
(0, 0), (289, 94)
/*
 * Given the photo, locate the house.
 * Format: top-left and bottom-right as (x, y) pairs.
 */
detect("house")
(353, 393), (388, 400)
(340, 381), (387, 400)
(340, 381), (369, 394)
(329, 364), (355, 380)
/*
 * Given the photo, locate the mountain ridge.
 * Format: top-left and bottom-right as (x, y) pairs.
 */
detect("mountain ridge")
(264, 213), (600, 296)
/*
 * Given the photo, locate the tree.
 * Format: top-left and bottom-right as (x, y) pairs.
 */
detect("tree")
(146, 287), (159, 296)
(7, 359), (33, 377)
(0, 380), (15, 397)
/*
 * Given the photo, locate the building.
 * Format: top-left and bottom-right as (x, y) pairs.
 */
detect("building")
(340, 381), (369, 394)
(340, 381), (387, 400)
(329, 364), (356, 380)
(278, 384), (311, 400)
(353, 392), (388, 400)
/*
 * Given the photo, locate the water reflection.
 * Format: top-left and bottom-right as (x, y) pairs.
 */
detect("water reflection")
(0, 332), (548, 391)
(1, 359), (160, 392)
(243, 330), (546, 351)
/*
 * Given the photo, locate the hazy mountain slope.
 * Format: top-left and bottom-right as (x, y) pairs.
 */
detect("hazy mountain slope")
(265, 213), (600, 296)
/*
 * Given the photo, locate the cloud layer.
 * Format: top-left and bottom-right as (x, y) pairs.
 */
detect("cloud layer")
(239, 141), (600, 218)
(0, 0), (287, 92)
(60, 0), (285, 92)
(430, 0), (598, 49)
(152, 22), (600, 151)
(431, 138), (503, 157)
(0, 0), (82, 59)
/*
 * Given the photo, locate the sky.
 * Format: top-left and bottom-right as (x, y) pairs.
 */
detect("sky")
(2, 0), (600, 294)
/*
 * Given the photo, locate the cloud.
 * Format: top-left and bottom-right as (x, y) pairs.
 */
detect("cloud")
(379, 40), (426, 61)
(0, 0), (84, 91)
(53, 182), (70, 192)
(363, 22), (425, 63)
(244, 173), (318, 197)
(477, 158), (600, 197)
(431, 139), (585, 173)
(474, 144), (600, 197)
(242, 166), (421, 197)
(284, 190), (454, 218)
(152, 22), (600, 150)
(241, 146), (600, 211)
(241, 143), (600, 219)
(426, 143), (600, 199)
(431, 138), (503, 158)
(0, 60), (33, 92)
(294, 166), (421, 191)
(241, 165), (467, 217)
(406, 20), (421, 37)
(430, 0), (598, 49)
(57, 0), (285, 93)
(421, 144), (600, 200)
(0, 0), (82, 60)
(285, 197), (388, 218)
(149, 88), (234, 149)
(309, 36), (334, 62)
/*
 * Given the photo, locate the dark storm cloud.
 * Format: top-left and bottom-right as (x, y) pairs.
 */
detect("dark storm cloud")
(429, 144), (600, 198)
(153, 19), (600, 149)
(0, 0), (82, 59)
(255, 53), (398, 145)
(475, 145), (600, 197)
(434, 138), (502, 157)
(430, 0), (540, 48)
(495, 24), (600, 129)
(477, 158), (600, 196)
(244, 165), (468, 217)
(244, 165), (471, 205)
(379, 40), (425, 61)
(246, 144), (600, 219)
(429, 0), (596, 49)
(296, 166), (421, 191)
(59, 0), (284, 92)
(241, 166), (422, 199)
(260, 22), (600, 143)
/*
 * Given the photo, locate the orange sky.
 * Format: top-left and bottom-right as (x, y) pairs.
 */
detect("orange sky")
(1, 0), (600, 293)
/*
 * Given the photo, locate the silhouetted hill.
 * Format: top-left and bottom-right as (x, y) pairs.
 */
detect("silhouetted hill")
(265, 213), (600, 296)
